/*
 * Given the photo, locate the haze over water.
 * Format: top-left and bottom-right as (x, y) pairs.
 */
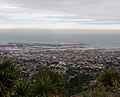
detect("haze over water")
(0, 0), (120, 49)
(0, 31), (120, 48)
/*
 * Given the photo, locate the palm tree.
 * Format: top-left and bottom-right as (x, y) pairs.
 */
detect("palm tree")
(0, 58), (20, 97)
(32, 70), (68, 97)
(13, 80), (30, 97)
(96, 67), (120, 90)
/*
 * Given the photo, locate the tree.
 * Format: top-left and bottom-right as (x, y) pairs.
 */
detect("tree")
(0, 58), (20, 97)
(96, 67), (120, 90)
(32, 70), (68, 97)
(65, 66), (93, 96)
(13, 80), (30, 97)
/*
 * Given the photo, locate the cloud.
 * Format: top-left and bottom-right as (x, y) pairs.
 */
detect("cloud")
(0, 3), (19, 9)
(1, 0), (120, 20)
(0, 0), (120, 29)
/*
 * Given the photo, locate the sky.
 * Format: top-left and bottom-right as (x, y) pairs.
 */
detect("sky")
(0, 0), (120, 29)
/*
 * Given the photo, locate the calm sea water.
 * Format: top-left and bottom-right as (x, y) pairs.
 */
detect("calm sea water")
(0, 32), (120, 48)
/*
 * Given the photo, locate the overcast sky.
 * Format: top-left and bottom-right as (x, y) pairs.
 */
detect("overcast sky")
(0, 0), (120, 29)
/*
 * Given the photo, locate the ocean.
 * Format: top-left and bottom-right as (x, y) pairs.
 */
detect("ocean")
(0, 32), (120, 48)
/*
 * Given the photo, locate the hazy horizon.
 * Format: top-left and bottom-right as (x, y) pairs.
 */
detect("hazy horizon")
(0, 0), (120, 48)
(0, 29), (120, 34)
(0, 29), (120, 48)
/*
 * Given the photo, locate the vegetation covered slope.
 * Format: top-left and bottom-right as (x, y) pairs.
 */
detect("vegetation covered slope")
(0, 58), (120, 97)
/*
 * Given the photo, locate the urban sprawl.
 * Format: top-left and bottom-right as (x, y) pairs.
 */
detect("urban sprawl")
(0, 43), (120, 82)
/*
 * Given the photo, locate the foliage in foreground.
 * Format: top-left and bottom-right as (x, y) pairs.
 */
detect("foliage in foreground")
(13, 80), (31, 97)
(31, 70), (68, 97)
(0, 58), (120, 97)
(96, 67), (120, 90)
(0, 58), (20, 97)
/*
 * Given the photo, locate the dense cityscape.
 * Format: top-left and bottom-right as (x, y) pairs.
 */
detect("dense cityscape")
(0, 0), (120, 96)
(0, 43), (120, 77)
(0, 42), (120, 97)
